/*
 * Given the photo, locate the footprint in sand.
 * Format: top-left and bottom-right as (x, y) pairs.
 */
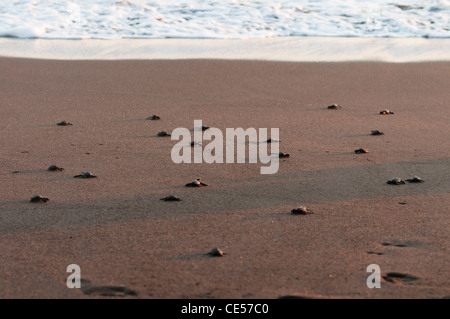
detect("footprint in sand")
(79, 279), (138, 297)
(382, 272), (419, 284)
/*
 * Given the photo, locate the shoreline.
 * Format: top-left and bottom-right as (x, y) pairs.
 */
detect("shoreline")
(1, 36), (449, 62)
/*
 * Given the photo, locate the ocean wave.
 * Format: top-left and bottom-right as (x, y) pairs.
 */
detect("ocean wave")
(0, 0), (449, 39)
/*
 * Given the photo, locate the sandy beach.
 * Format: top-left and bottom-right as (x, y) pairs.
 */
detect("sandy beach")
(0, 58), (449, 299)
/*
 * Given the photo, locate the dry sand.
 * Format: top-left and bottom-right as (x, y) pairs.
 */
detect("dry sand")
(0, 58), (449, 299)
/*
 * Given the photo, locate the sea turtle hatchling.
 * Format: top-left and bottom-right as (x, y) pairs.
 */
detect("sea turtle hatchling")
(30, 195), (49, 203)
(74, 172), (97, 178)
(354, 147), (369, 154)
(185, 178), (207, 187)
(206, 248), (224, 257)
(57, 120), (73, 126)
(406, 176), (424, 183)
(327, 104), (342, 109)
(371, 130), (384, 136)
(278, 152), (290, 158)
(147, 115), (160, 120)
(157, 131), (171, 137)
(160, 195), (182, 201)
(265, 137), (279, 143)
(191, 141), (202, 147)
(387, 178), (405, 185)
(48, 165), (64, 171)
(380, 109), (394, 115)
(291, 206), (314, 215)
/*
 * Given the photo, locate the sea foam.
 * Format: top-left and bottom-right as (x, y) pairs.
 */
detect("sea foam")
(0, 0), (449, 40)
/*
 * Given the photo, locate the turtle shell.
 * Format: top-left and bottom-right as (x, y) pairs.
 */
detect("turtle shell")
(278, 152), (290, 158)
(380, 110), (394, 115)
(57, 121), (73, 126)
(74, 172), (97, 178)
(354, 147), (369, 154)
(48, 165), (64, 171)
(371, 130), (384, 136)
(207, 248), (224, 257)
(157, 131), (171, 137)
(30, 195), (49, 203)
(185, 178), (207, 187)
(147, 115), (160, 120)
(265, 138), (279, 143)
(327, 104), (342, 109)
(160, 195), (182, 201)
(191, 141), (202, 147)
(291, 206), (313, 215)
(387, 178), (405, 185)
(406, 176), (424, 183)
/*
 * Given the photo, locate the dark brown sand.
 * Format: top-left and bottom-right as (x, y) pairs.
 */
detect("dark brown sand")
(0, 58), (449, 298)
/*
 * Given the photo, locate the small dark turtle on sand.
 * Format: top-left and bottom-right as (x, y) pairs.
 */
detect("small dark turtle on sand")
(147, 115), (160, 120)
(278, 152), (290, 158)
(406, 176), (424, 183)
(380, 109), (394, 115)
(206, 248), (224, 257)
(74, 172), (97, 178)
(48, 165), (64, 171)
(291, 206), (314, 215)
(371, 130), (384, 136)
(30, 195), (49, 203)
(327, 104), (342, 109)
(160, 195), (182, 201)
(387, 178), (405, 185)
(354, 147), (369, 154)
(57, 121), (73, 126)
(191, 141), (202, 147)
(265, 138), (279, 143)
(157, 131), (171, 137)
(185, 178), (207, 187)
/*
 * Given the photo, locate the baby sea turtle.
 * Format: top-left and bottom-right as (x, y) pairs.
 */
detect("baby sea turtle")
(185, 178), (207, 187)
(74, 172), (97, 178)
(265, 138), (279, 143)
(206, 248), (224, 257)
(48, 165), (64, 171)
(371, 130), (384, 136)
(387, 178), (405, 185)
(57, 121), (73, 126)
(291, 206), (314, 215)
(380, 109), (394, 115)
(160, 195), (182, 201)
(147, 115), (160, 120)
(406, 176), (424, 183)
(157, 131), (171, 137)
(191, 141), (202, 147)
(354, 147), (369, 154)
(278, 152), (290, 158)
(327, 104), (342, 109)
(30, 195), (49, 203)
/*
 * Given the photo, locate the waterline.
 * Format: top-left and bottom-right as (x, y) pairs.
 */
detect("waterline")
(1, 37), (449, 62)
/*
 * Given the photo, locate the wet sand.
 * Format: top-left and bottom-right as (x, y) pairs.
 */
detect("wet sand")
(0, 58), (449, 298)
